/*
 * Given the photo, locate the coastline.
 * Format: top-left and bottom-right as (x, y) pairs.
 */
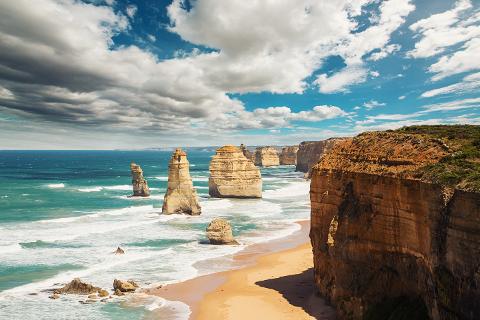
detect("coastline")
(146, 220), (336, 319)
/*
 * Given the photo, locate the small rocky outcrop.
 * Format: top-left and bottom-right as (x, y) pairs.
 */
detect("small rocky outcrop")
(240, 144), (254, 161)
(114, 247), (124, 255)
(296, 138), (347, 173)
(206, 218), (239, 245)
(130, 162), (150, 197)
(162, 148), (201, 215)
(113, 279), (138, 293)
(209, 145), (262, 198)
(254, 146), (280, 167)
(279, 146), (299, 165)
(54, 278), (101, 295)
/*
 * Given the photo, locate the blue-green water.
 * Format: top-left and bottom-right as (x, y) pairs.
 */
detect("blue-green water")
(0, 150), (310, 320)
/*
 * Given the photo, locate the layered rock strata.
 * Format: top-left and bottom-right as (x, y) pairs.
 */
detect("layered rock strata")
(296, 138), (347, 173)
(279, 146), (299, 165)
(162, 148), (201, 215)
(130, 162), (150, 197)
(310, 131), (480, 320)
(209, 145), (262, 198)
(206, 218), (239, 245)
(254, 146), (280, 167)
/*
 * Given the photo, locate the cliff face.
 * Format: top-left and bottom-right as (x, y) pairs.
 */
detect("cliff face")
(209, 145), (262, 198)
(254, 146), (280, 167)
(310, 131), (480, 320)
(296, 138), (346, 173)
(130, 162), (150, 197)
(162, 148), (201, 215)
(279, 146), (299, 165)
(240, 144), (254, 161)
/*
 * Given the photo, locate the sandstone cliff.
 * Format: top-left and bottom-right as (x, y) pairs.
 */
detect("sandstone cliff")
(296, 138), (347, 173)
(279, 145), (299, 165)
(254, 146), (280, 167)
(162, 148), (201, 215)
(240, 144), (254, 161)
(310, 127), (480, 320)
(209, 145), (262, 198)
(206, 218), (239, 245)
(130, 162), (150, 197)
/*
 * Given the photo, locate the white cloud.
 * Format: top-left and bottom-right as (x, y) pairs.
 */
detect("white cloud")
(421, 72), (480, 97)
(398, 95), (406, 100)
(315, 65), (368, 93)
(363, 100), (386, 110)
(368, 43), (401, 61)
(147, 34), (156, 42)
(105, 0), (115, 5)
(370, 70), (380, 77)
(126, 4), (137, 18)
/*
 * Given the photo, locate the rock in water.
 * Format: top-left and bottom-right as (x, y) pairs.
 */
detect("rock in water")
(130, 162), (150, 197)
(54, 278), (101, 295)
(113, 279), (138, 292)
(279, 146), (299, 165)
(206, 218), (238, 245)
(254, 146), (280, 167)
(209, 145), (262, 198)
(162, 148), (201, 215)
(114, 246), (124, 255)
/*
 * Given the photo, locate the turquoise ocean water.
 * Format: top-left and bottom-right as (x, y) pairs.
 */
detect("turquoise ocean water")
(0, 150), (310, 319)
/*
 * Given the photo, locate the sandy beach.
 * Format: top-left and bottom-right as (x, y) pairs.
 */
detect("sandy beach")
(148, 220), (336, 320)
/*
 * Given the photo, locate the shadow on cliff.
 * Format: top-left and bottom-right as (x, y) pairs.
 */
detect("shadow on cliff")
(255, 268), (336, 319)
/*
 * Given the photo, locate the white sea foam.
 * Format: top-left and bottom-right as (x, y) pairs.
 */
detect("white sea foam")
(46, 183), (65, 189)
(77, 186), (103, 192)
(0, 243), (22, 255)
(192, 176), (208, 182)
(103, 185), (131, 191)
(154, 176), (168, 181)
(200, 199), (233, 211)
(263, 181), (309, 199)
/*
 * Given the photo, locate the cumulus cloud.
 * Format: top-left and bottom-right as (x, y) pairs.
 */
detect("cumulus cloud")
(408, 0), (480, 81)
(315, 65), (369, 94)
(368, 43), (401, 61)
(363, 100), (386, 110)
(126, 4), (137, 18)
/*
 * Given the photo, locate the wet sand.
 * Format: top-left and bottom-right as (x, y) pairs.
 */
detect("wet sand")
(147, 220), (336, 319)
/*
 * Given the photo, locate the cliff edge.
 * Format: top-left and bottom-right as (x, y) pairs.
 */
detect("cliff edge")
(310, 125), (480, 320)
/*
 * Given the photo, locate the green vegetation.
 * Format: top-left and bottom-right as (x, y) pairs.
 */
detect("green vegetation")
(395, 125), (480, 192)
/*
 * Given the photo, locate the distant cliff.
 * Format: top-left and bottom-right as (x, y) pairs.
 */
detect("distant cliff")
(310, 126), (480, 320)
(279, 146), (299, 165)
(296, 138), (346, 173)
(254, 146), (280, 167)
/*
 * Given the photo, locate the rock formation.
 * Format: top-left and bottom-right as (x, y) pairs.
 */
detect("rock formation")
(54, 278), (101, 295)
(279, 146), (299, 165)
(206, 218), (239, 245)
(254, 146), (280, 167)
(162, 148), (201, 215)
(296, 138), (347, 173)
(113, 279), (138, 293)
(130, 162), (150, 197)
(114, 246), (124, 255)
(209, 145), (262, 198)
(309, 129), (480, 320)
(240, 144), (254, 161)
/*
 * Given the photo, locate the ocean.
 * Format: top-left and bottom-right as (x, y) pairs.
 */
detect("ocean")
(0, 150), (310, 319)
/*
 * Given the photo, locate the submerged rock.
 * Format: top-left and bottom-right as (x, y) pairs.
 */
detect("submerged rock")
(162, 148), (201, 215)
(54, 278), (101, 295)
(206, 218), (239, 245)
(98, 289), (109, 297)
(279, 146), (299, 165)
(130, 162), (150, 197)
(209, 145), (262, 198)
(254, 146), (280, 167)
(113, 279), (138, 293)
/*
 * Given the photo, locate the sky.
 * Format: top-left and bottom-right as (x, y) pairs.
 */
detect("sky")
(0, 0), (479, 149)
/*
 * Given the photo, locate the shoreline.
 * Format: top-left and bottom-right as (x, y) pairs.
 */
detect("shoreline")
(146, 220), (336, 319)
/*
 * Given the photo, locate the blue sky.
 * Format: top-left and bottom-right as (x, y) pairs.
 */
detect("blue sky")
(0, 0), (479, 149)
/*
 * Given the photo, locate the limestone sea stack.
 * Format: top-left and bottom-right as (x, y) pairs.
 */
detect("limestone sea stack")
(206, 218), (239, 245)
(162, 148), (201, 215)
(254, 146), (280, 167)
(279, 145), (299, 165)
(130, 162), (150, 197)
(295, 138), (347, 173)
(310, 126), (480, 320)
(209, 145), (262, 198)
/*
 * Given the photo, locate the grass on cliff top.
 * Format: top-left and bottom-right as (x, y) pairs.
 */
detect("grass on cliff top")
(394, 125), (480, 192)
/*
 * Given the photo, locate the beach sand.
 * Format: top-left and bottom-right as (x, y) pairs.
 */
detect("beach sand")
(147, 220), (336, 319)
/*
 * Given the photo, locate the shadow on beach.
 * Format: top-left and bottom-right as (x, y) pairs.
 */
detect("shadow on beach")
(256, 267), (337, 320)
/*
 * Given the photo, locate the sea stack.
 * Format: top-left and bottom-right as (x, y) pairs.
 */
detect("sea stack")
(130, 162), (150, 197)
(162, 148), (201, 215)
(206, 218), (238, 245)
(254, 146), (279, 167)
(279, 146), (299, 165)
(209, 145), (262, 198)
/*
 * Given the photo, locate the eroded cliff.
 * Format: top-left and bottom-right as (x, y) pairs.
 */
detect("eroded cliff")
(310, 126), (480, 320)
(296, 138), (347, 173)
(254, 146), (280, 167)
(279, 146), (299, 165)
